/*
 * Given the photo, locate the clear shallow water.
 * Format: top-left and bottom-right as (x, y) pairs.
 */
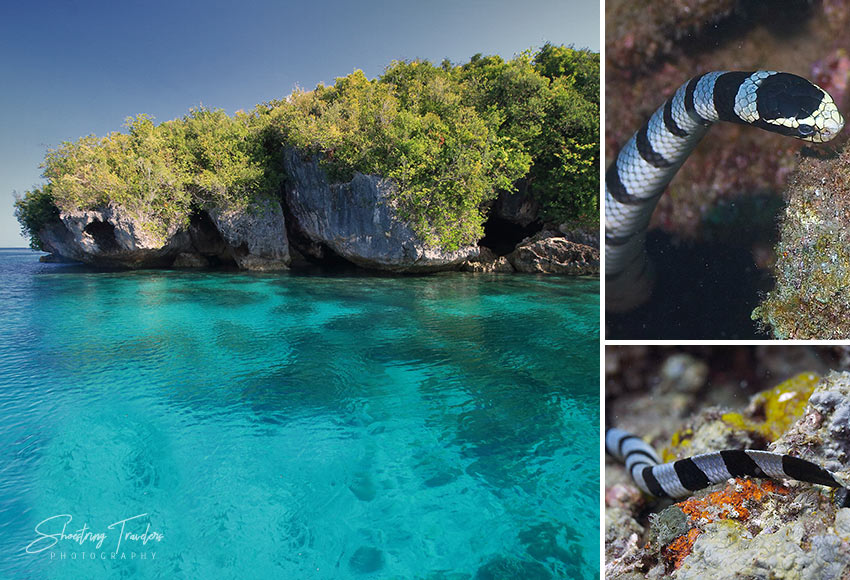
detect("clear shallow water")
(0, 248), (599, 580)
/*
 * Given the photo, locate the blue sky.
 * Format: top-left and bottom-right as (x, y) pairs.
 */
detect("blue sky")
(0, 0), (599, 247)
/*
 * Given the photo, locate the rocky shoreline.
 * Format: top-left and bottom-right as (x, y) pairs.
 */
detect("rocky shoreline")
(35, 149), (599, 276)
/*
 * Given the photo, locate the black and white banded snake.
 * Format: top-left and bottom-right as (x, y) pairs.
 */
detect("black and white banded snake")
(605, 71), (845, 311)
(606, 427), (849, 504)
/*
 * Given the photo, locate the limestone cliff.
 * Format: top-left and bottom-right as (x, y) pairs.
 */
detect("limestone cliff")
(282, 149), (478, 272)
(208, 198), (289, 271)
(38, 198), (290, 271)
(39, 204), (191, 268)
(35, 149), (598, 275)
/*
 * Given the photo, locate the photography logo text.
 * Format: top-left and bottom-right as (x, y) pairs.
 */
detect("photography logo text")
(25, 513), (163, 561)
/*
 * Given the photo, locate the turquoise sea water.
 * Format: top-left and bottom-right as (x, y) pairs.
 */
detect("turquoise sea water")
(0, 248), (599, 579)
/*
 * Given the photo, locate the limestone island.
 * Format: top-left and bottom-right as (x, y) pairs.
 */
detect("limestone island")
(14, 45), (599, 275)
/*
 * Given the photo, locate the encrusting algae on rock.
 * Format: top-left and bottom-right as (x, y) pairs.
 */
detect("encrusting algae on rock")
(720, 372), (820, 441)
(605, 370), (850, 579)
(753, 145), (850, 339)
(661, 479), (791, 571)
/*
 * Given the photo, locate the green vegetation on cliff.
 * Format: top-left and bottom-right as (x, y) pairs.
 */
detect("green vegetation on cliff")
(459, 43), (599, 223)
(17, 110), (280, 246)
(15, 45), (598, 251)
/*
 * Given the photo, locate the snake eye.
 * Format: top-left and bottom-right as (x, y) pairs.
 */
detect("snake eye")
(798, 124), (815, 136)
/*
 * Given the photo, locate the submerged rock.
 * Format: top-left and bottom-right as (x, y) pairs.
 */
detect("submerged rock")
(772, 370), (850, 483)
(474, 556), (552, 580)
(507, 231), (599, 275)
(348, 471), (377, 502)
(348, 546), (385, 574)
(283, 148), (478, 272)
(38, 252), (77, 263)
(675, 508), (848, 580)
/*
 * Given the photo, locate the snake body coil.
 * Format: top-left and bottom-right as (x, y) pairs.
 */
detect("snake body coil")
(606, 427), (846, 499)
(605, 71), (844, 311)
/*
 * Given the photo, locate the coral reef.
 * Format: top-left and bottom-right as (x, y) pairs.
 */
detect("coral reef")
(606, 0), (735, 74)
(605, 347), (850, 579)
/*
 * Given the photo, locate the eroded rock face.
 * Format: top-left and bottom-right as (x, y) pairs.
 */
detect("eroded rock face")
(39, 205), (191, 267)
(492, 181), (540, 227)
(35, 150), (601, 275)
(38, 199), (290, 271)
(558, 223), (600, 249)
(461, 246), (514, 273)
(283, 148), (478, 272)
(507, 231), (600, 275)
(208, 198), (290, 271)
(172, 252), (209, 268)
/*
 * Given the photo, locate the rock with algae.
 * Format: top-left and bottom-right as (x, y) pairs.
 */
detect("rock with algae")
(676, 512), (848, 580)
(773, 370), (850, 477)
(606, 371), (850, 579)
(754, 146), (850, 339)
(606, 0), (735, 73)
(721, 371), (820, 442)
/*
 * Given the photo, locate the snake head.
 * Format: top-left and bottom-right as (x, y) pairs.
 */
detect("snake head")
(753, 72), (845, 143)
(798, 90), (845, 143)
